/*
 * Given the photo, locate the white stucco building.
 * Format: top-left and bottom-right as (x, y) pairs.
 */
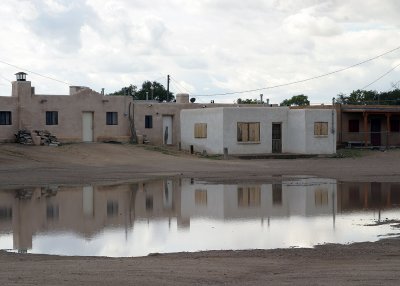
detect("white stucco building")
(180, 107), (336, 155)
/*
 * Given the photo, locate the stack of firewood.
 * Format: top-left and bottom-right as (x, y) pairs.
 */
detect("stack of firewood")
(15, 189), (33, 200)
(15, 130), (33, 145)
(34, 130), (60, 146)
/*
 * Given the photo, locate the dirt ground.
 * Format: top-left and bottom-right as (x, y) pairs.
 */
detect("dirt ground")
(1, 143), (400, 285)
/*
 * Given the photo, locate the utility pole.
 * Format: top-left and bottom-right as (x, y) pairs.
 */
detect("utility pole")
(167, 74), (170, 98)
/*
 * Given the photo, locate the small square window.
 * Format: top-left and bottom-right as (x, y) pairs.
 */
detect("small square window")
(46, 111), (58, 125)
(107, 201), (119, 217)
(314, 122), (328, 136)
(194, 123), (207, 138)
(145, 115), (153, 128)
(0, 207), (12, 220)
(237, 186), (261, 207)
(106, 112), (118, 125)
(195, 190), (208, 206)
(349, 119), (359, 132)
(237, 122), (260, 142)
(0, 111), (12, 125)
(46, 204), (59, 220)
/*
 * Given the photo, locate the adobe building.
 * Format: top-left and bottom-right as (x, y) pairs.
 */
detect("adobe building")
(0, 72), (274, 147)
(1, 72), (133, 143)
(336, 104), (400, 148)
(6, 72), (394, 153)
(180, 107), (337, 155)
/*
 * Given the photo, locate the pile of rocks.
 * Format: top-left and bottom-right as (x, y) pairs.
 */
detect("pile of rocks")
(33, 130), (60, 146)
(15, 130), (33, 145)
(15, 129), (60, 146)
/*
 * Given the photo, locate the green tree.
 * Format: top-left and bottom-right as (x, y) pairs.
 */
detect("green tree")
(336, 89), (400, 105)
(135, 81), (174, 102)
(109, 84), (137, 97)
(280, 94), (310, 106)
(109, 81), (174, 102)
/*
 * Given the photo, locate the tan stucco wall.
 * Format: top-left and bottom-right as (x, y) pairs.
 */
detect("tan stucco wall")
(0, 179), (183, 250)
(1, 80), (236, 144)
(0, 96), (18, 142)
(0, 79), (293, 146)
(1, 81), (133, 143)
(132, 102), (259, 146)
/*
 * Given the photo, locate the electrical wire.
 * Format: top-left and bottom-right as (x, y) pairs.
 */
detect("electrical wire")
(361, 62), (400, 90)
(151, 76), (165, 83)
(0, 59), (70, 85)
(192, 45), (400, 97)
(170, 76), (192, 94)
(170, 81), (184, 93)
(169, 76), (207, 102)
(0, 73), (12, 83)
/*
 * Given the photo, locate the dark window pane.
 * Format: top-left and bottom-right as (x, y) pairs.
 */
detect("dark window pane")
(106, 112), (118, 125)
(107, 201), (119, 217)
(145, 115), (153, 128)
(46, 111), (58, 125)
(0, 111), (12, 125)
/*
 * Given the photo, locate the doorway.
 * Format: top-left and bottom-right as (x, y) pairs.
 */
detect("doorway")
(163, 115), (173, 145)
(272, 123), (282, 153)
(82, 112), (94, 142)
(370, 118), (381, 146)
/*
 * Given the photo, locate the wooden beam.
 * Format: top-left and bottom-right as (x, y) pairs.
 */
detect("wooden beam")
(363, 112), (368, 147)
(386, 113), (391, 148)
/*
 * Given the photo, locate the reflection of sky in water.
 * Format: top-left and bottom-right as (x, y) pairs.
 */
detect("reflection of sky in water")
(30, 211), (398, 257)
(0, 234), (13, 250)
(0, 178), (399, 257)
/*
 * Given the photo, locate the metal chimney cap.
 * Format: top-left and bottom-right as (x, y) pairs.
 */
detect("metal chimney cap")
(15, 72), (27, 81)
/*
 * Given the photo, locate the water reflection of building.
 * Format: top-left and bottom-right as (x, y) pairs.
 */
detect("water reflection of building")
(1, 178), (400, 252)
(337, 182), (400, 212)
(0, 180), (181, 251)
(180, 178), (337, 222)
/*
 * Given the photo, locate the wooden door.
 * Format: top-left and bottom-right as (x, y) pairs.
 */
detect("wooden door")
(371, 118), (381, 146)
(272, 123), (282, 153)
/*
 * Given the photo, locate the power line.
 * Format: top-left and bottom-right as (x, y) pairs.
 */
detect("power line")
(0, 73), (11, 83)
(0, 59), (71, 85)
(169, 76), (206, 102)
(361, 62), (400, 89)
(151, 76), (165, 82)
(170, 80), (184, 93)
(193, 45), (400, 97)
(170, 76), (192, 94)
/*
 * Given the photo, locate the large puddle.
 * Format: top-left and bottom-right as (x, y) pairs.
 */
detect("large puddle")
(1, 177), (399, 257)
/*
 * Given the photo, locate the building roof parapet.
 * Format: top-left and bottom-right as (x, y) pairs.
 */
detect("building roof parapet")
(341, 104), (400, 113)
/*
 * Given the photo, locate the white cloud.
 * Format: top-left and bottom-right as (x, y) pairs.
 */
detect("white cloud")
(1, 0), (400, 103)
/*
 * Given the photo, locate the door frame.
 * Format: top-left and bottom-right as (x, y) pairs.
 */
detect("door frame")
(82, 111), (94, 142)
(272, 122), (282, 153)
(162, 115), (173, 145)
(370, 118), (381, 146)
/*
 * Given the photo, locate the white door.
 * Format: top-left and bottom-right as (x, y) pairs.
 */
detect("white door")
(162, 115), (173, 145)
(82, 186), (94, 217)
(82, 112), (94, 142)
(163, 180), (173, 209)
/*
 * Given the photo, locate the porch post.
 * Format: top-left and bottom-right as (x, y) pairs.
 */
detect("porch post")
(363, 112), (368, 147)
(386, 113), (391, 148)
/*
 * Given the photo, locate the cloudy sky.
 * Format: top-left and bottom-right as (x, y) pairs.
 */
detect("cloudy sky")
(1, 0), (400, 104)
